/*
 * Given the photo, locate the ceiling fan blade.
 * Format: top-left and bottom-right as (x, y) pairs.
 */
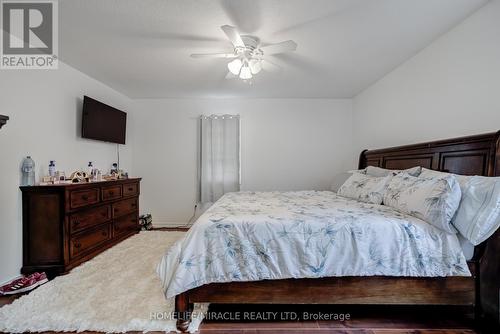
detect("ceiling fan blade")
(221, 25), (245, 48)
(260, 40), (297, 55)
(190, 53), (237, 58)
(272, 53), (324, 74)
(261, 59), (282, 73)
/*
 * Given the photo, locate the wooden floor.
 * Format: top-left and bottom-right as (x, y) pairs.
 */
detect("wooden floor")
(0, 293), (480, 333)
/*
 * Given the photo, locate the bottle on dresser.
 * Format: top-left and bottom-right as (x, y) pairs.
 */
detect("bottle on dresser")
(21, 156), (36, 186)
(48, 160), (56, 177)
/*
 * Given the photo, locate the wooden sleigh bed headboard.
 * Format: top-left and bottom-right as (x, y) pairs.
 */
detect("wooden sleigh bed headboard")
(359, 131), (500, 325)
(358, 132), (500, 177)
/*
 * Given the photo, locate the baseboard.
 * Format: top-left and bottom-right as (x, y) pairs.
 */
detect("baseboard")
(153, 221), (190, 228)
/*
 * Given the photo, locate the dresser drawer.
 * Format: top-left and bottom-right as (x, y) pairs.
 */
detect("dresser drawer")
(113, 212), (138, 237)
(69, 205), (111, 234)
(70, 224), (111, 258)
(123, 182), (139, 197)
(112, 198), (138, 218)
(102, 185), (122, 201)
(69, 188), (100, 209)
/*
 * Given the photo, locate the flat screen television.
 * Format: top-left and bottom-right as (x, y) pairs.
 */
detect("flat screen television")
(81, 96), (127, 144)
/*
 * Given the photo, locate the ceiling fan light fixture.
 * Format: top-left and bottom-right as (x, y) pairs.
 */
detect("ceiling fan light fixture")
(249, 59), (262, 75)
(228, 58), (243, 75)
(192, 25), (296, 82)
(239, 65), (252, 80)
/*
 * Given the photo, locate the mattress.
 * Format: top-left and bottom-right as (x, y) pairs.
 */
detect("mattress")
(157, 191), (471, 298)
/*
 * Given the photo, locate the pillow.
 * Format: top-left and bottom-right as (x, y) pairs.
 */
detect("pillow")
(457, 234), (474, 261)
(330, 172), (352, 192)
(451, 176), (500, 245)
(366, 166), (422, 177)
(337, 173), (392, 204)
(419, 168), (500, 245)
(348, 168), (367, 174)
(419, 168), (472, 191)
(420, 168), (473, 186)
(349, 166), (422, 177)
(419, 168), (453, 179)
(384, 173), (461, 233)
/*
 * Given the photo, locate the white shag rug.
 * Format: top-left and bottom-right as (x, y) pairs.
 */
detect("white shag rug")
(0, 231), (207, 333)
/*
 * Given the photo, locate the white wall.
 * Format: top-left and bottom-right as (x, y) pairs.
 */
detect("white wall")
(132, 99), (353, 224)
(0, 62), (133, 284)
(353, 0), (500, 151)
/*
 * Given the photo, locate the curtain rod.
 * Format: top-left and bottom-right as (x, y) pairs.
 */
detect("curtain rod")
(200, 114), (240, 119)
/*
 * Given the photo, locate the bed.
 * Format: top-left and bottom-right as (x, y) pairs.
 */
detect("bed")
(163, 131), (500, 332)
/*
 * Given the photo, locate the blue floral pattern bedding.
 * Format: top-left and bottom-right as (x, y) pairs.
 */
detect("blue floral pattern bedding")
(157, 191), (470, 298)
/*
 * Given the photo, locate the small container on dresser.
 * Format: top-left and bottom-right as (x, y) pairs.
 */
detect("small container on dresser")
(20, 178), (141, 277)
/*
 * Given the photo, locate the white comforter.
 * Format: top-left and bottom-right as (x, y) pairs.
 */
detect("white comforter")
(157, 191), (470, 298)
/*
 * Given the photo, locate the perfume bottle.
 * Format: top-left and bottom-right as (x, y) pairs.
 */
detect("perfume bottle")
(48, 160), (56, 177)
(87, 162), (93, 177)
(96, 169), (102, 182)
(21, 156), (36, 186)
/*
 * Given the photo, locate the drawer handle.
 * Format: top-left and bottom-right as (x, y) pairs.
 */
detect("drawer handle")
(73, 221), (80, 226)
(82, 195), (89, 201)
(74, 242), (81, 249)
(128, 187), (134, 191)
(109, 191), (114, 196)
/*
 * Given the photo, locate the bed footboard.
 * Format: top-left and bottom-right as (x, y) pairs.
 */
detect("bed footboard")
(175, 293), (193, 332)
(174, 276), (475, 332)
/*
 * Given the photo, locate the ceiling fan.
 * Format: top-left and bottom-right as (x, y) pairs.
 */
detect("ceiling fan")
(190, 25), (298, 81)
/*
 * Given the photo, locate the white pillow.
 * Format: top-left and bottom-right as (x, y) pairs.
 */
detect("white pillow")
(330, 172), (352, 192)
(420, 168), (500, 245)
(384, 173), (461, 233)
(366, 166), (422, 177)
(419, 168), (472, 191)
(457, 234), (474, 261)
(337, 173), (392, 205)
(452, 176), (500, 245)
(419, 168), (452, 179)
(348, 168), (367, 174)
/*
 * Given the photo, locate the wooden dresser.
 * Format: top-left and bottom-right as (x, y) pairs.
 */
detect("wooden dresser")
(20, 178), (141, 277)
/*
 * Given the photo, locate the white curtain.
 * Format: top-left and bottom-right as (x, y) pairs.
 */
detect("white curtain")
(199, 114), (240, 205)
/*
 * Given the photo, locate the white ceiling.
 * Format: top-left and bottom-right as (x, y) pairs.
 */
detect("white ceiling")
(59, 0), (488, 99)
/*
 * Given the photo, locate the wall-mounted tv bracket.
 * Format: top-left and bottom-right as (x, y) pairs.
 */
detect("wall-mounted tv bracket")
(0, 115), (8, 129)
